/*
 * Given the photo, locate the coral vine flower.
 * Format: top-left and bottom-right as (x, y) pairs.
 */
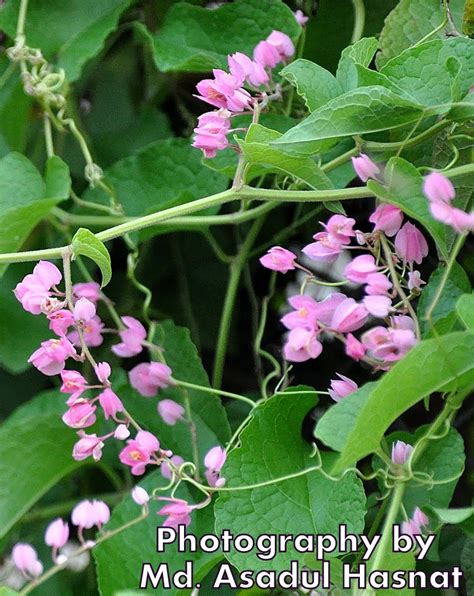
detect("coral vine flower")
(345, 333), (366, 361)
(71, 499), (110, 530)
(260, 246), (297, 273)
(330, 298), (368, 333)
(328, 374), (358, 402)
(98, 388), (124, 420)
(119, 430), (160, 475)
(45, 518), (69, 549)
(351, 154), (380, 182)
(12, 543), (43, 578)
(60, 370), (87, 399)
(369, 204), (403, 237)
(196, 69), (251, 112)
(302, 232), (344, 263)
(391, 440), (413, 465)
(94, 361), (111, 384)
(344, 255), (379, 284)
(192, 109), (232, 158)
(14, 261), (62, 315)
(72, 282), (101, 302)
(132, 486), (150, 506)
(112, 316), (147, 357)
(68, 315), (104, 347)
(228, 52), (269, 87)
(204, 446), (227, 487)
(394, 222), (429, 265)
(62, 401), (97, 429)
(72, 431), (105, 462)
(157, 497), (193, 529)
(128, 362), (173, 397)
(158, 399), (185, 426)
(48, 309), (74, 336)
(281, 295), (319, 330)
(283, 327), (322, 362)
(322, 214), (356, 244)
(73, 297), (96, 323)
(28, 337), (76, 376)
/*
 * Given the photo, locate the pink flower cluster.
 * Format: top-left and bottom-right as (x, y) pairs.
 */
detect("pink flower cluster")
(193, 30), (295, 158)
(401, 507), (429, 538)
(423, 172), (474, 233)
(259, 155), (432, 370)
(10, 499), (110, 581)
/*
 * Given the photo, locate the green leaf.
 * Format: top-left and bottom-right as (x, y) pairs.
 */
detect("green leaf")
(0, 0), (134, 81)
(315, 331), (474, 474)
(367, 156), (450, 259)
(427, 505), (474, 534)
(214, 390), (366, 571)
(83, 138), (228, 217)
(271, 86), (426, 155)
(336, 37), (379, 91)
(71, 228), (112, 288)
(456, 294), (474, 330)
(94, 472), (221, 595)
(417, 263), (471, 337)
(0, 390), (83, 537)
(447, 92), (474, 122)
(379, 38), (474, 106)
(377, 0), (466, 68)
(44, 156), (71, 200)
(149, 0), (300, 72)
(0, 153), (65, 277)
(462, 539), (474, 594)
(280, 59), (343, 111)
(240, 124), (333, 189)
(0, 56), (32, 155)
(0, 265), (50, 374)
(456, 294), (474, 331)
(117, 320), (230, 465)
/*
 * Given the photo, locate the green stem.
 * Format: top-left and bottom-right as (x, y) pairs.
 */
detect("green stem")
(16, 0), (29, 40)
(173, 380), (255, 409)
(351, 0), (366, 43)
(1, 162), (471, 264)
(212, 216), (266, 388)
(362, 482), (405, 587)
(43, 113), (54, 158)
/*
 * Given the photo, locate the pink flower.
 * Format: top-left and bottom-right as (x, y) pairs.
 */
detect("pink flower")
(195, 69), (251, 112)
(157, 497), (192, 529)
(73, 282), (101, 302)
(128, 362), (173, 397)
(294, 9), (309, 26)
(60, 370), (87, 400)
(365, 272), (392, 296)
(328, 374), (358, 402)
(253, 40), (281, 68)
(12, 543), (43, 578)
(312, 293), (347, 326)
(161, 455), (184, 480)
(204, 446), (227, 487)
(323, 215), (356, 244)
(302, 232), (344, 263)
(68, 315), (104, 347)
(413, 507), (429, 528)
(330, 298), (368, 333)
(344, 255), (379, 283)
(351, 154), (380, 182)
(391, 440), (413, 465)
(281, 295), (319, 330)
(259, 246), (297, 273)
(71, 499), (110, 530)
(228, 52), (269, 87)
(430, 200), (474, 233)
(73, 297), (96, 323)
(407, 270), (425, 291)
(192, 109), (232, 158)
(362, 325), (416, 363)
(112, 316), (147, 357)
(28, 337), (76, 376)
(395, 222), (428, 265)
(45, 518), (69, 549)
(14, 262), (62, 315)
(345, 333), (366, 361)
(369, 204), (403, 237)
(401, 519), (421, 537)
(119, 430), (160, 475)
(98, 388), (124, 420)
(48, 309), (74, 336)
(132, 486), (150, 506)
(95, 361), (111, 384)
(266, 31), (295, 61)
(423, 172), (456, 204)
(62, 401), (97, 429)
(363, 295), (392, 318)
(72, 431), (104, 462)
(158, 399), (185, 426)
(283, 327), (322, 362)
(114, 424), (130, 440)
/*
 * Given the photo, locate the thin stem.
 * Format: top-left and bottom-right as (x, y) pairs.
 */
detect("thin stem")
(43, 113), (54, 158)
(16, 0), (29, 40)
(212, 215), (266, 388)
(174, 379), (256, 408)
(363, 482), (405, 583)
(380, 235), (420, 340)
(182, 390), (200, 476)
(424, 233), (466, 325)
(351, 0), (366, 43)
